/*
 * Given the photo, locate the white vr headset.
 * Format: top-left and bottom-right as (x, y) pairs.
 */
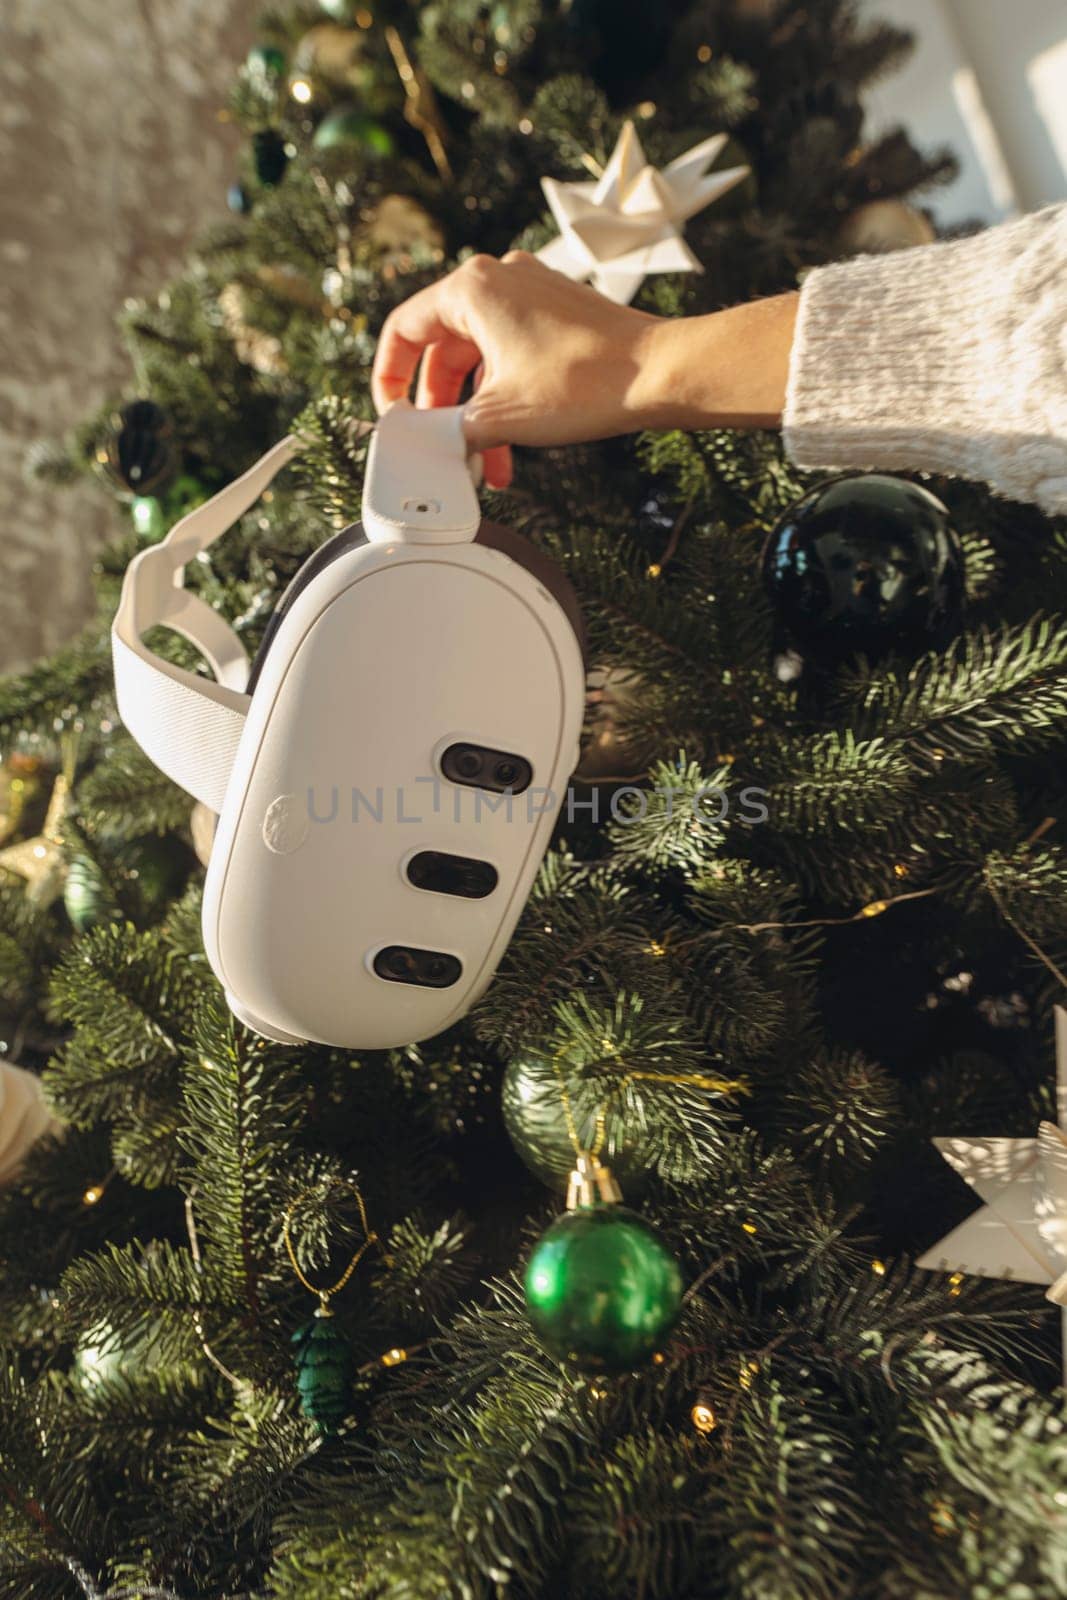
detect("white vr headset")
(112, 403), (586, 1049)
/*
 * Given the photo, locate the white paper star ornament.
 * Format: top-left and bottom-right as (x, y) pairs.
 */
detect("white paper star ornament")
(536, 121), (750, 305)
(919, 1007), (1067, 1381)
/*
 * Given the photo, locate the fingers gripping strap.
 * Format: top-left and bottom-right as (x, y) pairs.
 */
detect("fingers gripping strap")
(111, 435), (301, 812)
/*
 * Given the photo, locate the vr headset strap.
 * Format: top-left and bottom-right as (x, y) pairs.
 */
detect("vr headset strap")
(111, 404), (474, 814)
(111, 435), (303, 813)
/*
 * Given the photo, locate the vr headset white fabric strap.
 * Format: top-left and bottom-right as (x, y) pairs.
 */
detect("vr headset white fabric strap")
(111, 434), (301, 813)
(111, 404), (475, 815)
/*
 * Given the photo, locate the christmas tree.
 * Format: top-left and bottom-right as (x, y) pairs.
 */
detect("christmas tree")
(4, 2), (1067, 1595)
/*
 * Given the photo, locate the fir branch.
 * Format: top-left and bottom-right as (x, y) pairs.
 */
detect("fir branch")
(843, 616), (1067, 760)
(607, 754), (734, 874)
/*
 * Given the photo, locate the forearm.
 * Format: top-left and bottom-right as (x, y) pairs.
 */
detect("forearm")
(631, 294), (798, 432)
(782, 206), (1067, 514)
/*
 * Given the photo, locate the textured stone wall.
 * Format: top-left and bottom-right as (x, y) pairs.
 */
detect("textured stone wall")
(0, 0), (260, 671)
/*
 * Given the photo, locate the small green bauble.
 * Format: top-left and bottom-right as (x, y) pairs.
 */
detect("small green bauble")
(524, 1205), (683, 1374)
(116, 835), (187, 917)
(131, 495), (165, 543)
(502, 1053), (652, 1197)
(291, 1312), (355, 1433)
(312, 105), (394, 156)
(64, 854), (118, 932)
(247, 43), (286, 77)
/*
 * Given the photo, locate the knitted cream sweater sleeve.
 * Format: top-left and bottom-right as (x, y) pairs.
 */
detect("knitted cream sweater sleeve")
(782, 203), (1067, 515)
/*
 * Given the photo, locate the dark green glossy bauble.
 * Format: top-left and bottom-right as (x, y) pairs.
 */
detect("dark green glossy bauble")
(502, 1053), (651, 1197)
(116, 835), (186, 916)
(563, 0), (671, 105)
(291, 1313), (354, 1433)
(253, 128), (289, 186)
(104, 400), (175, 495)
(64, 854), (118, 932)
(247, 43), (286, 77)
(761, 474), (964, 666)
(524, 1205), (683, 1373)
(312, 105), (394, 156)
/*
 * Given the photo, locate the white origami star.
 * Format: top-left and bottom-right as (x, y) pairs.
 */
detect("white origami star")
(919, 1007), (1067, 1382)
(535, 120), (750, 305)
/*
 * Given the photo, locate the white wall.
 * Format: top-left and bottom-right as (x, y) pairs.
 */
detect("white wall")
(859, 0), (1067, 225)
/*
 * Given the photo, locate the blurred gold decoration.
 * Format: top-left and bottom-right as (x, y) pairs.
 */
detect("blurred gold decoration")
(837, 199), (935, 256)
(0, 753), (43, 847)
(292, 23), (373, 91)
(190, 801), (217, 868)
(0, 772), (71, 907)
(364, 193), (445, 268)
(218, 283), (286, 376)
(255, 263), (329, 314)
(252, 263), (357, 328)
(691, 1401), (717, 1433)
(575, 665), (655, 783)
(383, 26), (453, 182)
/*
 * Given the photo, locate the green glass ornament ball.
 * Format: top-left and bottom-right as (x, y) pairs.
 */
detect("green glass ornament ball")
(64, 854), (117, 932)
(501, 1053), (652, 1197)
(116, 835), (186, 915)
(312, 105), (394, 156)
(524, 1206), (683, 1374)
(131, 495), (165, 543)
(247, 43), (286, 77)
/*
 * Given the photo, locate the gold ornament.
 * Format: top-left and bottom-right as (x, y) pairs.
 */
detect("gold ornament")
(691, 1401), (717, 1433)
(255, 263), (345, 321)
(384, 26), (452, 182)
(292, 23), (372, 91)
(190, 801), (217, 868)
(0, 753), (43, 846)
(218, 283), (286, 376)
(363, 194), (445, 267)
(575, 666), (655, 783)
(0, 772), (71, 906)
(836, 200), (935, 256)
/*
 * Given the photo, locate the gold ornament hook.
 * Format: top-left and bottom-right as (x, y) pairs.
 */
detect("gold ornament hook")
(282, 1177), (383, 1311)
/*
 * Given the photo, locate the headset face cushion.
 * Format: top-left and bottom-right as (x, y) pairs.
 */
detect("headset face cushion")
(203, 524), (586, 1048)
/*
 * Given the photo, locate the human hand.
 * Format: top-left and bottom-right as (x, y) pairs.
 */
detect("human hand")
(371, 251), (661, 488)
(371, 252), (796, 488)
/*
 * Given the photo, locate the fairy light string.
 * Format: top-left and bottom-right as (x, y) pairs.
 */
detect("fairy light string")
(550, 1045), (747, 1161)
